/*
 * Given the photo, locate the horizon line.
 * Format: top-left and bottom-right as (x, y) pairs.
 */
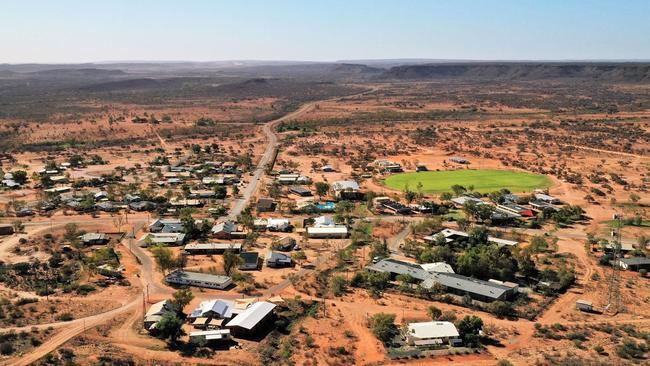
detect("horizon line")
(3, 58), (650, 66)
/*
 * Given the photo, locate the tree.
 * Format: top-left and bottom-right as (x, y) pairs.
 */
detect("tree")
(223, 250), (242, 276)
(315, 182), (330, 198)
(151, 245), (175, 275)
(456, 315), (483, 347)
(488, 301), (514, 318)
(367, 271), (391, 297)
(427, 305), (442, 320)
(440, 192), (453, 201)
(368, 313), (396, 344)
(68, 155), (84, 167)
(155, 313), (184, 342)
(629, 193), (640, 203)
(405, 189), (417, 204)
(11, 220), (24, 234)
(11, 170), (27, 185)
(172, 288), (194, 311)
(451, 185), (466, 197)
(330, 275), (348, 296)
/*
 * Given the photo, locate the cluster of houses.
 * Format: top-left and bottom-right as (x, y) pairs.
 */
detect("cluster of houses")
(145, 298), (280, 344)
(374, 160), (403, 173)
(450, 190), (562, 222)
(14, 155), (247, 217)
(423, 228), (519, 247)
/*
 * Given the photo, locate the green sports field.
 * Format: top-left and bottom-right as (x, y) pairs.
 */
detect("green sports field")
(383, 169), (552, 194)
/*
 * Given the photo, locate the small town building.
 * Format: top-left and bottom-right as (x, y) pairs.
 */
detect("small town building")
(449, 157), (469, 164)
(265, 251), (293, 268)
(129, 201), (155, 211)
(615, 257), (650, 271)
(170, 199), (203, 207)
(211, 221), (237, 239)
(189, 329), (231, 344)
(497, 203), (535, 218)
(189, 299), (235, 322)
(289, 185), (312, 197)
(256, 197), (276, 212)
(273, 236), (297, 251)
(149, 218), (182, 232)
(165, 270), (233, 289)
(406, 321), (460, 347)
(144, 300), (175, 332)
(239, 252), (261, 270)
(576, 299), (593, 312)
(534, 193), (561, 204)
(184, 243), (242, 254)
(138, 233), (186, 247)
(80, 233), (109, 245)
(423, 228), (518, 247)
(97, 264), (125, 278)
(189, 189), (216, 199)
(0, 225), (14, 235)
(450, 196), (484, 207)
(266, 218), (291, 232)
(306, 226), (348, 239)
(226, 301), (277, 338)
(331, 180), (363, 200)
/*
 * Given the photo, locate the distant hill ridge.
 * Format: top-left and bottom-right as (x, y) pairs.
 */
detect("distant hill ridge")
(378, 63), (650, 82)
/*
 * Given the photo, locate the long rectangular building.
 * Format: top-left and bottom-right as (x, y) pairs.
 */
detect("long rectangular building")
(165, 270), (233, 290)
(367, 258), (515, 302)
(184, 243), (243, 254)
(306, 226), (348, 239)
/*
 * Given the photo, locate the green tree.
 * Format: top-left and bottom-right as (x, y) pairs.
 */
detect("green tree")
(151, 245), (175, 275)
(155, 313), (185, 342)
(330, 275), (348, 296)
(315, 182), (330, 198)
(68, 155), (84, 167)
(451, 185), (466, 197)
(440, 192), (453, 201)
(427, 305), (442, 320)
(368, 312), (396, 344)
(223, 250), (243, 276)
(172, 288), (194, 311)
(456, 315), (483, 347)
(11, 170), (28, 185)
(488, 301), (514, 318)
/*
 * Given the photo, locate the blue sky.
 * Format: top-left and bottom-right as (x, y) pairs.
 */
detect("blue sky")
(1, 0), (649, 63)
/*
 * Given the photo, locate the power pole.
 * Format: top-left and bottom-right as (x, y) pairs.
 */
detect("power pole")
(605, 213), (622, 314)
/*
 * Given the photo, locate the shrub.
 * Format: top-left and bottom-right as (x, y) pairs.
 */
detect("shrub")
(57, 313), (74, 321)
(75, 284), (96, 296)
(0, 342), (14, 355)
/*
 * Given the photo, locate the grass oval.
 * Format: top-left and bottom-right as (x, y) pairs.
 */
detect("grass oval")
(383, 169), (552, 194)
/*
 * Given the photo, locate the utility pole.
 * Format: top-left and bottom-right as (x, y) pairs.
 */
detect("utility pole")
(605, 213), (622, 314)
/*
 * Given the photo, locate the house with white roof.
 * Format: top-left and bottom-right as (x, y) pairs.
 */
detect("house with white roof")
(144, 300), (175, 332)
(189, 329), (232, 344)
(138, 232), (186, 247)
(331, 180), (363, 200)
(406, 321), (461, 347)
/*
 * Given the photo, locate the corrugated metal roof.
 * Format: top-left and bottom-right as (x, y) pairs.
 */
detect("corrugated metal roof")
(226, 301), (276, 330)
(408, 321), (459, 339)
